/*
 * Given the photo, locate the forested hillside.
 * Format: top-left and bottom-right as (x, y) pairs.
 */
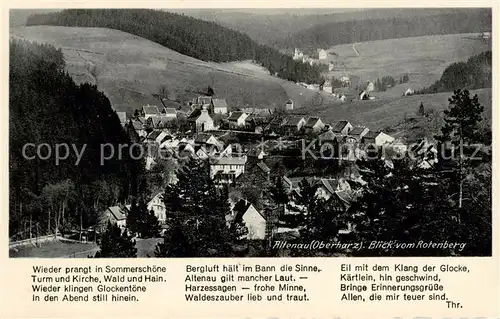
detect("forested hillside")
(176, 8), (475, 47)
(26, 9), (323, 84)
(278, 9), (491, 50)
(417, 51), (492, 94)
(9, 39), (144, 240)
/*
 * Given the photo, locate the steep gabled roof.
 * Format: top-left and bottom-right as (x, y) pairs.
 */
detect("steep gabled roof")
(363, 131), (380, 139)
(187, 108), (202, 121)
(304, 117), (321, 128)
(227, 112), (245, 121)
(331, 120), (349, 133)
(143, 105), (160, 115)
(177, 105), (192, 114)
(319, 178), (338, 195)
(349, 126), (368, 136)
(212, 99), (228, 108)
(318, 130), (337, 141)
(257, 161), (270, 174)
(232, 199), (266, 222)
(107, 206), (127, 221)
(282, 116), (305, 127)
(147, 130), (163, 140)
(193, 133), (214, 144)
(131, 119), (144, 130)
(164, 108), (177, 115)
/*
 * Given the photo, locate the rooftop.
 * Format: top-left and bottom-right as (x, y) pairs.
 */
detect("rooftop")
(107, 206), (127, 221)
(209, 156), (247, 165)
(212, 99), (228, 108)
(304, 117), (321, 128)
(227, 111), (245, 121)
(283, 116), (305, 127)
(143, 105), (160, 115)
(331, 120), (349, 133)
(349, 126), (368, 136)
(164, 108), (177, 115)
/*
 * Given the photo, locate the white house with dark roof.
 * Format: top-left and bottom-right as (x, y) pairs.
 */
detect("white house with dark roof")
(209, 155), (247, 185)
(331, 120), (353, 135)
(193, 133), (223, 152)
(229, 199), (267, 240)
(304, 117), (325, 133)
(212, 99), (229, 114)
(227, 111), (249, 127)
(104, 206), (128, 229)
(293, 48), (304, 60)
(362, 131), (395, 146)
(318, 49), (328, 60)
(187, 106), (214, 132)
(282, 116), (307, 134)
(143, 105), (160, 119)
(348, 126), (369, 141)
(285, 99), (294, 111)
(147, 191), (166, 224)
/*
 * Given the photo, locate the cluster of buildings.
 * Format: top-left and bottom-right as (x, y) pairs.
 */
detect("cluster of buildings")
(292, 48), (328, 66)
(105, 92), (438, 243)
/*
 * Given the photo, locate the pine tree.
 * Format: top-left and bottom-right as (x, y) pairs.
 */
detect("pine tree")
(156, 158), (238, 257)
(435, 89), (484, 145)
(93, 221), (137, 258)
(269, 175), (289, 218)
(126, 201), (141, 236)
(348, 158), (457, 256)
(154, 220), (194, 257)
(434, 89), (485, 210)
(417, 102), (425, 116)
(207, 86), (215, 96)
(140, 209), (161, 239)
(284, 178), (318, 228)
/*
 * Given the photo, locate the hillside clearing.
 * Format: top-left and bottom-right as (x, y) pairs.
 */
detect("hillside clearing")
(10, 26), (289, 113)
(325, 34), (491, 98)
(300, 88), (491, 138)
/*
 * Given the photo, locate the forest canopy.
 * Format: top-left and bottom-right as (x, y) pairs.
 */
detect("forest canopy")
(9, 39), (143, 240)
(276, 10), (491, 50)
(416, 51), (492, 94)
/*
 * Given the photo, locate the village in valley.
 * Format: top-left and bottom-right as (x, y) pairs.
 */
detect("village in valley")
(9, 8), (492, 258)
(105, 83), (439, 250)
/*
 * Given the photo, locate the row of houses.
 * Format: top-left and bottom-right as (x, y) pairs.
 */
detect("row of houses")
(292, 48), (328, 63)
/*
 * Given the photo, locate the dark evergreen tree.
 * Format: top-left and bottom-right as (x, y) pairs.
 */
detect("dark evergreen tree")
(93, 221), (137, 258)
(156, 159), (238, 257)
(283, 178), (318, 228)
(417, 102), (425, 116)
(348, 159), (458, 256)
(9, 39), (143, 240)
(269, 175), (289, 218)
(206, 86), (215, 96)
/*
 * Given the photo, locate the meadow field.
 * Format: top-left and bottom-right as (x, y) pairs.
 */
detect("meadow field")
(10, 26), (290, 113)
(325, 33), (491, 98)
(299, 88), (492, 139)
